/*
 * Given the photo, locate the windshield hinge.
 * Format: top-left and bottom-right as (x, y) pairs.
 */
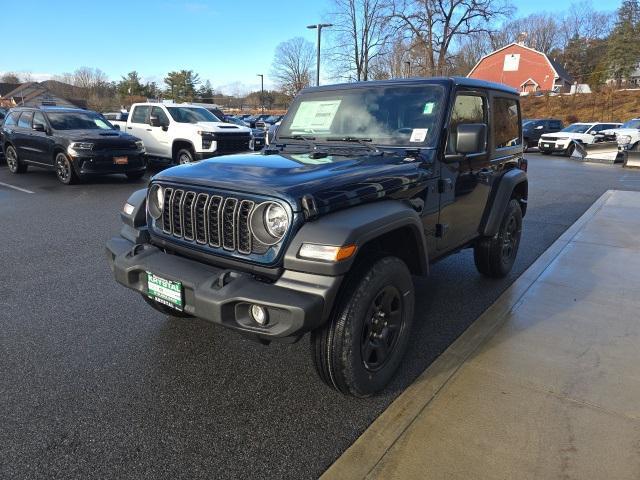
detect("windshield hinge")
(301, 194), (319, 220)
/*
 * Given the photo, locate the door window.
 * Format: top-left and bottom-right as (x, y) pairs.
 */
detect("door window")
(33, 112), (47, 129)
(17, 111), (33, 128)
(131, 106), (150, 124)
(447, 94), (486, 153)
(151, 106), (169, 125)
(493, 98), (521, 148)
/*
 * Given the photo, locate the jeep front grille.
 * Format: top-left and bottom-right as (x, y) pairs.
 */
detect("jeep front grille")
(159, 187), (268, 256)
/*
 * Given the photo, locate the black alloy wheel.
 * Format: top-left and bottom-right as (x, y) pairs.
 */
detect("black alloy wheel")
(6, 146), (26, 173)
(361, 286), (403, 372)
(55, 152), (78, 184)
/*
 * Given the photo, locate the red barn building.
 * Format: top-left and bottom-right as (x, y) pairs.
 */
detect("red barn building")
(468, 43), (573, 94)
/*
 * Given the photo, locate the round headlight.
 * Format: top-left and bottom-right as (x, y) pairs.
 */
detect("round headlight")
(148, 184), (164, 219)
(264, 203), (288, 239)
(619, 135), (632, 145)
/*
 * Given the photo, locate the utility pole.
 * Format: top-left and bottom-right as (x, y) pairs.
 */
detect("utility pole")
(307, 23), (332, 86)
(257, 74), (264, 113)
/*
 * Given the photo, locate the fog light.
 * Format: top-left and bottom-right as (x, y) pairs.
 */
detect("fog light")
(250, 304), (269, 325)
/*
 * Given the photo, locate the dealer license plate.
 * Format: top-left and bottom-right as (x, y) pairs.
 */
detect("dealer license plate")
(147, 272), (183, 311)
(114, 156), (128, 165)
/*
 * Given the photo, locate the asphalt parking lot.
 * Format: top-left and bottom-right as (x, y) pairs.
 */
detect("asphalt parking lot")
(2, 153), (640, 480)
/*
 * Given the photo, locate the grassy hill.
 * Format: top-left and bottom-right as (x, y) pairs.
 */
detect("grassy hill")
(521, 90), (640, 124)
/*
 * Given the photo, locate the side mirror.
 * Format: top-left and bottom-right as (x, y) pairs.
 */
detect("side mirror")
(112, 124), (120, 130)
(149, 115), (161, 127)
(33, 123), (46, 132)
(535, 125), (544, 130)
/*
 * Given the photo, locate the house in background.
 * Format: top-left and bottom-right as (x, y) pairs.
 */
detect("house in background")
(0, 81), (87, 108)
(467, 43), (574, 95)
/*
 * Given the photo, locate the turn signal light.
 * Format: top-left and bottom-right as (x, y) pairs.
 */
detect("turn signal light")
(298, 243), (357, 262)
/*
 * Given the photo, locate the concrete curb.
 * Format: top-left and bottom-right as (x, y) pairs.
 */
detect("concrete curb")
(321, 190), (615, 480)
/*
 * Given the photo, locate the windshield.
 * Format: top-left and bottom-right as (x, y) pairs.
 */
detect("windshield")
(622, 119), (640, 129)
(47, 111), (114, 130)
(562, 124), (591, 134)
(166, 107), (219, 123)
(278, 85), (445, 147)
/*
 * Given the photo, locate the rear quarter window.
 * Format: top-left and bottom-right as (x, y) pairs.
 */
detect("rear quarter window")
(4, 111), (20, 126)
(493, 98), (521, 148)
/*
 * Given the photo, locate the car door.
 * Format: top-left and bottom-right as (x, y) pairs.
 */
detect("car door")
(31, 111), (55, 164)
(436, 90), (491, 253)
(127, 105), (155, 153)
(147, 106), (171, 156)
(15, 111), (34, 159)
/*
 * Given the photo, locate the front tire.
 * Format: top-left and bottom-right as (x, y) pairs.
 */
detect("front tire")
(311, 256), (415, 397)
(175, 148), (194, 165)
(55, 152), (79, 184)
(5, 145), (27, 173)
(474, 199), (523, 278)
(564, 143), (576, 157)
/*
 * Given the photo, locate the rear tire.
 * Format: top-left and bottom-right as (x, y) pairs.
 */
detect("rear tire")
(55, 152), (80, 184)
(311, 256), (415, 397)
(474, 199), (522, 278)
(5, 145), (27, 173)
(564, 143), (575, 157)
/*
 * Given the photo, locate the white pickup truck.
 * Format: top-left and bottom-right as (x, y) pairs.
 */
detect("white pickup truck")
(600, 118), (640, 153)
(113, 103), (252, 164)
(538, 122), (621, 156)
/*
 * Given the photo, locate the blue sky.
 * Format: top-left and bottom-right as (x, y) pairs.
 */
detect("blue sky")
(1, 0), (620, 93)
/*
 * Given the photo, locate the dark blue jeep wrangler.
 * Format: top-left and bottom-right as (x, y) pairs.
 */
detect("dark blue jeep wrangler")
(106, 77), (527, 397)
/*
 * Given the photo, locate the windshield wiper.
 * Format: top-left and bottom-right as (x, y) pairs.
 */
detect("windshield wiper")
(278, 135), (328, 158)
(326, 136), (382, 155)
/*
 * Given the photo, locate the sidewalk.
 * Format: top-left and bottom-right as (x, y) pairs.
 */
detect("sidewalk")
(323, 190), (640, 480)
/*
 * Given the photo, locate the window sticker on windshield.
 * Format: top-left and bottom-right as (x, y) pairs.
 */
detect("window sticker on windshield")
(291, 100), (341, 131)
(423, 102), (435, 114)
(410, 128), (428, 142)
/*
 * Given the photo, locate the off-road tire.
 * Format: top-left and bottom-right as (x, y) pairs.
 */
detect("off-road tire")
(5, 145), (27, 173)
(474, 199), (522, 278)
(141, 294), (193, 318)
(55, 152), (80, 185)
(311, 256), (415, 397)
(175, 148), (194, 165)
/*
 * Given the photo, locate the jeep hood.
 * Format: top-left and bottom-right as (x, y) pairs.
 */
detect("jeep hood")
(152, 150), (431, 212)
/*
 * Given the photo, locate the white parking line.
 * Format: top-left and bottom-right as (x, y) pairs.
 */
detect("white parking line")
(0, 182), (34, 194)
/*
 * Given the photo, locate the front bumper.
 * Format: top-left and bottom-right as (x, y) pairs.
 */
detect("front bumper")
(106, 237), (342, 340)
(73, 151), (146, 175)
(538, 140), (571, 152)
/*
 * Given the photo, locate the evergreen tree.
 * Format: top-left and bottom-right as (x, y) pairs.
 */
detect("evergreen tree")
(607, 0), (640, 86)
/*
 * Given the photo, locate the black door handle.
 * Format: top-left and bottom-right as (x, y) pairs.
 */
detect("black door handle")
(146, 129), (152, 131)
(127, 126), (133, 130)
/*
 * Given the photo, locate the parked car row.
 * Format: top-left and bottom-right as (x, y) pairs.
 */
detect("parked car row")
(537, 121), (622, 156)
(0, 102), (259, 184)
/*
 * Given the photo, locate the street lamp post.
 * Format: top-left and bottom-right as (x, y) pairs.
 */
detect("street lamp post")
(257, 74), (264, 113)
(307, 23), (332, 87)
(405, 61), (411, 78)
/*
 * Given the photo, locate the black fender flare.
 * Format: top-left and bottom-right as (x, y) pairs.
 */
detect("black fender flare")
(284, 200), (428, 276)
(172, 139), (196, 156)
(480, 169), (527, 237)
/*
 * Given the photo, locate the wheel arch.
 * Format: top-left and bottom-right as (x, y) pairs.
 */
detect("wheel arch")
(284, 200), (429, 277)
(480, 169), (528, 237)
(172, 139), (196, 159)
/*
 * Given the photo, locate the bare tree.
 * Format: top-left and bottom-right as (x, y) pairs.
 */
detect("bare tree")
(0, 72), (21, 83)
(493, 13), (560, 53)
(560, 0), (614, 47)
(270, 37), (315, 98)
(390, 0), (513, 76)
(369, 34), (412, 79)
(327, 0), (392, 81)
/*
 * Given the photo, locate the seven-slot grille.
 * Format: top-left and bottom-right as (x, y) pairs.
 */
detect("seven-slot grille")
(159, 187), (265, 256)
